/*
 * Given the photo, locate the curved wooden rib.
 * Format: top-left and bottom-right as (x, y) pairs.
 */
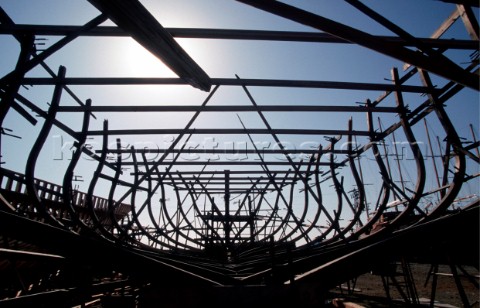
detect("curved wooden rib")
(62, 99), (92, 232)
(24, 66), (66, 227)
(418, 69), (467, 220)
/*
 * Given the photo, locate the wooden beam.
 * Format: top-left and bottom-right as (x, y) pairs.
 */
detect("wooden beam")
(58, 104), (398, 113)
(82, 128), (370, 136)
(0, 248), (65, 261)
(22, 77), (435, 93)
(457, 4), (480, 40)
(122, 160), (345, 166)
(99, 148), (349, 155)
(135, 170), (322, 175)
(119, 160), (342, 166)
(0, 24), (477, 49)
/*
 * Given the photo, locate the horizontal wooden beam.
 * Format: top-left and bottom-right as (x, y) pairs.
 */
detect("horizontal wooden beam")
(0, 25), (477, 49)
(83, 128), (369, 136)
(22, 77), (434, 93)
(170, 181), (296, 186)
(59, 104), (398, 113)
(120, 160), (342, 166)
(100, 148), (350, 155)
(175, 188), (278, 192)
(145, 176), (302, 181)
(135, 170), (323, 175)
(97, 173), (148, 191)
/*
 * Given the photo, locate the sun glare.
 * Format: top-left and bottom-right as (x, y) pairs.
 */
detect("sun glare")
(122, 38), (176, 77)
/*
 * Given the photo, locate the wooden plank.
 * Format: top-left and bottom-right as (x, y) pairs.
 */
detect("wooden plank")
(22, 77), (435, 93)
(457, 4), (480, 40)
(0, 247), (64, 261)
(82, 128), (370, 136)
(120, 160), (341, 166)
(58, 104), (398, 113)
(0, 24), (477, 49)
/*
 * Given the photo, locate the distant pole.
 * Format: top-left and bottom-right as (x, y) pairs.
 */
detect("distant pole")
(225, 169), (231, 250)
(378, 118), (393, 178)
(354, 135), (370, 218)
(392, 130), (406, 194)
(248, 196), (255, 243)
(470, 123), (480, 158)
(423, 119), (441, 201)
(436, 136), (450, 198)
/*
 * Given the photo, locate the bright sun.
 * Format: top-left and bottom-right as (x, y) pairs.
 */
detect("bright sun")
(123, 38), (176, 77)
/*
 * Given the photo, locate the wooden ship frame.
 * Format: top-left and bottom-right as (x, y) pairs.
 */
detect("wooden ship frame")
(0, 1), (478, 307)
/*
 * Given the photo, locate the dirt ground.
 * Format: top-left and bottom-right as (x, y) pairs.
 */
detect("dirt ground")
(327, 263), (479, 307)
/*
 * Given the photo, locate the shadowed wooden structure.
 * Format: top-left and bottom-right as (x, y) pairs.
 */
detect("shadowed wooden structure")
(0, 1), (478, 307)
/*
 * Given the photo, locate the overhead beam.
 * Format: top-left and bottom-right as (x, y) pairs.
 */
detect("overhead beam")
(22, 77), (434, 93)
(0, 25), (477, 49)
(82, 128), (370, 136)
(135, 170), (322, 175)
(176, 188), (279, 192)
(59, 104), (398, 113)
(168, 181), (297, 186)
(87, 0), (211, 91)
(119, 160), (342, 166)
(99, 148), (350, 155)
(146, 176), (301, 181)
